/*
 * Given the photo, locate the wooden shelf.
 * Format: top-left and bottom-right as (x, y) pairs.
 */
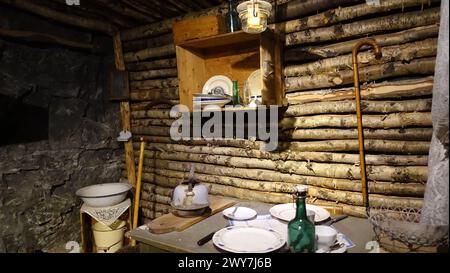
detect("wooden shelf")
(174, 24), (285, 111)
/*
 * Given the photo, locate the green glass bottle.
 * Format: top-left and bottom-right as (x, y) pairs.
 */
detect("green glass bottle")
(287, 185), (316, 253)
(226, 0), (240, 33)
(232, 80), (240, 105)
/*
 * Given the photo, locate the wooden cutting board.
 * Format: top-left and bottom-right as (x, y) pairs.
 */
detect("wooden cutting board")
(148, 196), (236, 234)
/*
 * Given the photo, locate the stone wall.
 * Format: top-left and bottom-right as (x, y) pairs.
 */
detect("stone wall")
(0, 6), (122, 252)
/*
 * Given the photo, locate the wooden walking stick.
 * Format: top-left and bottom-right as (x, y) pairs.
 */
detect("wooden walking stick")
(131, 137), (145, 246)
(352, 39), (382, 212)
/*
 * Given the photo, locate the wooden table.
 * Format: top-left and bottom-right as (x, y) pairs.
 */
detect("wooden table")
(130, 200), (376, 253)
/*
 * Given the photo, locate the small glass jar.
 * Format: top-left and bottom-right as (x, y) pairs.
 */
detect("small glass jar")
(237, 1), (272, 34)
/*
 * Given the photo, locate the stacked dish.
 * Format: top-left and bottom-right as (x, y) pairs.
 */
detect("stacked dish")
(194, 75), (233, 109)
(193, 93), (232, 109)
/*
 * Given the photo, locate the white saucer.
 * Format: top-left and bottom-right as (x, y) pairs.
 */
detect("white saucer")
(316, 236), (348, 253)
(223, 206), (257, 221)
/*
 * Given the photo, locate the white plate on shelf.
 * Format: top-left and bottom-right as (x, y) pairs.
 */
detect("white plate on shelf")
(213, 226), (285, 253)
(269, 203), (331, 223)
(223, 206), (257, 220)
(202, 75), (233, 96)
(245, 69), (262, 97)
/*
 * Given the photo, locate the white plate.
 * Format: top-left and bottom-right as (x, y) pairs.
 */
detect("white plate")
(223, 206), (257, 220)
(213, 226), (285, 253)
(245, 69), (262, 97)
(202, 75), (233, 96)
(269, 203), (331, 223)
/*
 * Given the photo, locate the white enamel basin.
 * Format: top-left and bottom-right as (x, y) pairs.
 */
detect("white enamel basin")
(76, 183), (132, 207)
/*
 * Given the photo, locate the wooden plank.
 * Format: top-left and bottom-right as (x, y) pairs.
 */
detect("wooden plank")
(180, 30), (260, 52)
(108, 70), (129, 100)
(173, 15), (226, 45)
(260, 28), (276, 106)
(0, 28), (97, 51)
(113, 33), (137, 187)
(176, 45), (206, 110)
(147, 196), (236, 234)
(205, 51), (260, 99)
(274, 24), (287, 106)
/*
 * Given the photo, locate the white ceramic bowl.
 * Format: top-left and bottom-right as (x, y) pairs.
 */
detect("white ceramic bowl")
(76, 183), (132, 207)
(315, 225), (338, 251)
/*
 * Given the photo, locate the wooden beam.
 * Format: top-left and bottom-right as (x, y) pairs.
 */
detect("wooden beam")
(0, 0), (116, 34)
(49, 0), (137, 29)
(0, 28), (99, 52)
(92, 0), (154, 23)
(113, 33), (137, 187)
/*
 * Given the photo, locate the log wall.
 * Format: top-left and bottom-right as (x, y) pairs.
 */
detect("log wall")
(119, 0), (441, 221)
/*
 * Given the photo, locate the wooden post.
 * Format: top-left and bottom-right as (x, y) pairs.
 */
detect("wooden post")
(113, 33), (137, 187)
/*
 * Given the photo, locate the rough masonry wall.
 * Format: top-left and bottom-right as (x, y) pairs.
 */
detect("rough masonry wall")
(0, 6), (122, 252)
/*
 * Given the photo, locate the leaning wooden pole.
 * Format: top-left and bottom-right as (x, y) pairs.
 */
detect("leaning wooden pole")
(131, 138), (146, 246)
(352, 39), (382, 212)
(113, 33), (137, 187)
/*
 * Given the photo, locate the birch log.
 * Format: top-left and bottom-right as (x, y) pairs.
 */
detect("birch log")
(275, 0), (361, 21)
(148, 171), (423, 208)
(152, 152), (427, 182)
(284, 128), (432, 141)
(122, 33), (173, 52)
(285, 38), (437, 76)
(0, 0), (116, 34)
(285, 99), (431, 116)
(290, 25), (440, 60)
(141, 191), (171, 205)
(0, 28), (98, 52)
(282, 139), (430, 154)
(126, 58), (177, 71)
(124, 44), (175, 63)
(133, 168), (426, 200)
(282, 0), (439, 33)
(133, 136), (253, 148)
(131, 119), (175, 127)
(285, 58), (435, 92)
(132, 135), (430, 154)
(140, 142), (429, 165)
(129, 68), (178, 81)
(120, 19), (173, 41)
(130, 77), (178, 90)
(285, 8), (440, 46)
(286, 78), (434, 104)
(130, 87), (179, 101)
(119, 3), (228, 41)
(130, 101), (179, 111)
(280, 112), (432, 129)
(132, 109), (175, 119)
(146, 168), (425, 197)
(131, 126), (171, 136)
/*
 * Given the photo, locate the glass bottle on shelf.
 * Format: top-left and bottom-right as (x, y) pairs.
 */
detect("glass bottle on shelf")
(232, 80), (240, 106)
(287, 185), (316, 253)
(226, 0), (241, 33)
